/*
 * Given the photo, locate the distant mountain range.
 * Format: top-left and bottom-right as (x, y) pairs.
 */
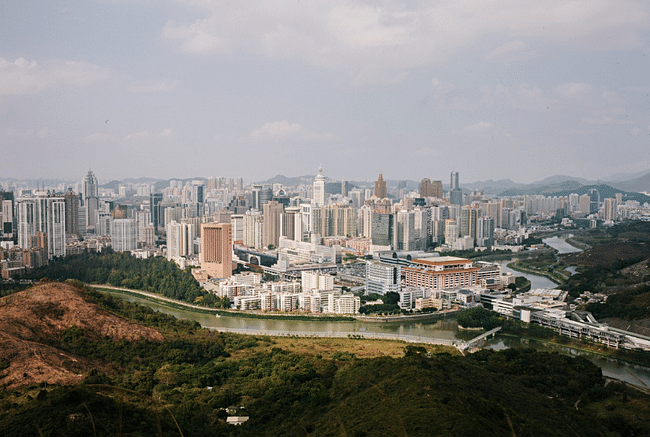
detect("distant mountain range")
(5, 170), (650, 198)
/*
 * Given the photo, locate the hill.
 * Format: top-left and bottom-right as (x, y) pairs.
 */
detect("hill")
(1, 282), (650, 436)
(0, 281), (162, 388)
(499, 181), (650, 203)
(612, 171), (650, 193)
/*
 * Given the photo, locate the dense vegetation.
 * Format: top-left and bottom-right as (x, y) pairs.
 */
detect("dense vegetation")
(586, 283), (650, 320)
(456, 307), (501, 330)
(358, 291), (401, 314)
(26, 250), (230, 308)
(2, 285), (650, 436)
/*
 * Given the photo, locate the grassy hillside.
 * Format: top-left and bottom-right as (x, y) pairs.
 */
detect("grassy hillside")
(1, 282), (650, 436)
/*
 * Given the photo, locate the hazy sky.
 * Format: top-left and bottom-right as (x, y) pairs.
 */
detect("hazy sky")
(2, 0), (650, 184)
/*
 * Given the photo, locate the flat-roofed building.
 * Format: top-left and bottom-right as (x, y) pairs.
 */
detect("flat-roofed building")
(365, 259), (401, 295)
(200, 222), (232, 279)
(403, 256), (479, 291)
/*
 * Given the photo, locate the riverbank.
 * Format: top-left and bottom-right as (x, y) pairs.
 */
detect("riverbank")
(565, 236), (591, 250)
(97, 285), (352, 322)
(354, 309), (463, 323)
(505, 261), (564, 286)
(495, 331), (650, 373)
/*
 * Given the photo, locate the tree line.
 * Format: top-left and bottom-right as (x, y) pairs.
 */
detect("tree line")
(26, 250), (229, 308)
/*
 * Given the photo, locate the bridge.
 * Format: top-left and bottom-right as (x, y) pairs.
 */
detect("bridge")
(458, 326), (502, 351)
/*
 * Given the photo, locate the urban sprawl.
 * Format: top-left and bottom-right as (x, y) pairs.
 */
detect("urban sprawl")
(1, 168), (649, 350)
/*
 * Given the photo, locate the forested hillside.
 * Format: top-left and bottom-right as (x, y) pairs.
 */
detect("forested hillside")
(27, 250), (229, 307)
(1, 282), (650, 436)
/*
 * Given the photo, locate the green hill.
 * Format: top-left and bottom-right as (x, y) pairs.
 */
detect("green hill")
(1, 283), (650, 436)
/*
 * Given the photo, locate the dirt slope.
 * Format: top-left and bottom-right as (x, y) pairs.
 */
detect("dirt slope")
(0, 281), (163, 388)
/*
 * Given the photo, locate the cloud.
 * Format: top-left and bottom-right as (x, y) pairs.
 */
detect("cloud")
(453, 120), (511, 137)
(0, 58), (111, 96)
(37, 128), (49, 139)
(484, 40), (533, 64)
(129, 79), (177, 93)
(162, 0), (649, 85)
(124, 130), (150, 141)
(83, 133), (112, 143)
(556, 82), (593, 99)
(243, 120), (337, 143)
(582, 116), (632, 125)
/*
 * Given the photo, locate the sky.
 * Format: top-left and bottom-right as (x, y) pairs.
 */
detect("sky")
(2, 0), (650, 185)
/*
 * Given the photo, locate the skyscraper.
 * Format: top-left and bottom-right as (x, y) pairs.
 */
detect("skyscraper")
(200, 222), (232, 279)
(449, 171), (463, 206)
(64, 190), (80, 238)
(17, 193), (66, 259)
(110, 218), (137, 252)
(374, 173), (387, 199)
(150, 192), (163, 232)
(431, 180), (443, 198)
(420, 178), (433, 197)
(313, 167), (326, 206)
(263, 200), (283, 248)
(450, 171), (459, 190)
(81, 170), (99, 230)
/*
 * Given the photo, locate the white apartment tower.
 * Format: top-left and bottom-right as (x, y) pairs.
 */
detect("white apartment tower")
(313, 167), (326, 206)
(110, 218), (137, 252)
(17, 193), (67, 259)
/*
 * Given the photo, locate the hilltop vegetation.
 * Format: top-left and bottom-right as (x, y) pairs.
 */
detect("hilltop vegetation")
(1, 282), (650, 436)
(26, 250), (230, 308)
(558, 221), (650, 336)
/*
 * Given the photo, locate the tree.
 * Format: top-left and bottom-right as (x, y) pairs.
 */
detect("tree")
(382, 292), (400, 306)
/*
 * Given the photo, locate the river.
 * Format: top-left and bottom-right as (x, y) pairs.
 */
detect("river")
(493, 233), (583, 289)
(108, 289), (476, 343)
(542, 233), (583, 254)
(104, 234), (650, 389)
(487, 337), (650, 389)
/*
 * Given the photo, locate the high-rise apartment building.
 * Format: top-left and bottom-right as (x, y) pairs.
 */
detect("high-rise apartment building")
(166, 220), (196, 260)
(1, 190), (14, 240)
(243, 210), (263, 249)
(64, 190), (80, 238)
(431, 180), (443, 198)
(263, 200), (283, 248)
(420, 178), (433, 198)
(200, 222), (232, 279)
(110, 218), (137, 252)
(313, 167), (326, 206)
(374, 173), (387, 199)
(17, 193), (66, 259)
(150, 192), (163, 232)
(603, 198), (618, 222)
(371, 212), (394, 247)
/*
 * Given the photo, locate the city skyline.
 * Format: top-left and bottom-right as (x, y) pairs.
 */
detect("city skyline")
(3, 1), (650, 183)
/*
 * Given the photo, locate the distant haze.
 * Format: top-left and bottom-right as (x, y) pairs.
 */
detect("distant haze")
(3, 1), (650, 183)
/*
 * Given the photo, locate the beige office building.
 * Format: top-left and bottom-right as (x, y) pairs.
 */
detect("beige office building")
(200, 223), (232, 279)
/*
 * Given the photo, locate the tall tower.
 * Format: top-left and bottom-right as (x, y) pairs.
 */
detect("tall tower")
(313, 167), (326, 206)
(81, 170), (99, 230)
(150, 192), (163, 232)
(263, 200), (283, 248)
(200, 222), (232, 279)
(450, 171), (459, 190)
(420, 178), (433, 197)
(449, 171), (463, 206)
(64, 190), (80, 238)
(374, 173), (387, 199)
